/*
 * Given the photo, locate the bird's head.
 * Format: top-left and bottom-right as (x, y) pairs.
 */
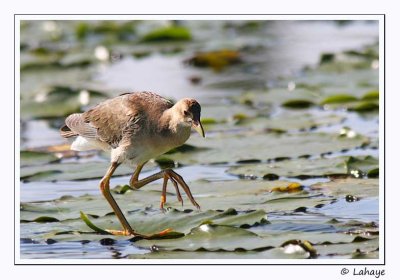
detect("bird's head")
(174, 98), (205, 138)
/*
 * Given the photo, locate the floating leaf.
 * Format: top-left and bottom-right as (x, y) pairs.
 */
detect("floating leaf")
(228, 157), (349, 179)
(367, 168), (379, 178)
(201, 118), (218, 125)
(349, 102), (379, 112)
(168, 132), (369, 165)
(21, 86), (107, 119)
(345, 156), (379, 177)
(185, 50), (241, 71)
(141, 26), (191, 42)
(362, 90), (379, 101)
(20, 161), (156, 182)
(321, 94), (358, 104)
(282, 99), (315, 109)
(310, 178), (378, 198)
(33, 216), (60, 223)
(272, 183), (303, 193)
(135, 224), (272, 252)
(20, 150), (59, 167)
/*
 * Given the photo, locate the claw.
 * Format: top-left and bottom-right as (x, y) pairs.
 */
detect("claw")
(160, 194), (166, 210)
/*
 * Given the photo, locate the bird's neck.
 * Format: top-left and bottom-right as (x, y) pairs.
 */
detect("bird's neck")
(160, 108), (191, 146)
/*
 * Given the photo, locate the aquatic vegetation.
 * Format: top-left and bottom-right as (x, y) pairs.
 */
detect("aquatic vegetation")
(19, 20), (380, 260)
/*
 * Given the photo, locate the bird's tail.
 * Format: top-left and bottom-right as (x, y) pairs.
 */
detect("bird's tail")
(60, 125), (78, 138)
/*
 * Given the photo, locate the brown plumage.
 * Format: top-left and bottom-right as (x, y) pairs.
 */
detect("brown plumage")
(60, 91), (205, 237)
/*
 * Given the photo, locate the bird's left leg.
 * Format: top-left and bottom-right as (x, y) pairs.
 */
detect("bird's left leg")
(100, 162), (135, 236)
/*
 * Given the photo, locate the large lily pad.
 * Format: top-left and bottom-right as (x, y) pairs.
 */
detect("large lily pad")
(204, 109), (345, 133)
(310, 178), (378, 198)
(20, 160), (157, 182)
(166, 132), (369, 164)
(20, 86), (107, 119)
(20, 151), (59, 167)
(227, 156), (379, 179)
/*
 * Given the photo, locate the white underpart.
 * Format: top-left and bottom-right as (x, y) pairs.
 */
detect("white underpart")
(71, 136), (109, 151)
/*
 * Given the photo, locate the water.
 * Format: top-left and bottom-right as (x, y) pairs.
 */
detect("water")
(19, 20), (380, 259)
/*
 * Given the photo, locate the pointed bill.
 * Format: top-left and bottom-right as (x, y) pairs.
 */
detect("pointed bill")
(193, 121), (205, 138)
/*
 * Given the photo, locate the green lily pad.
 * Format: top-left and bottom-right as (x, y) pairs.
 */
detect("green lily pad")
(282, 99), (315, 109)
(167, 132), (369, 164)
(227, 156), (379, 179)
(362, 90), (379, 101)
(75, 21), (136, 41)
(234, 88), (318, 109)
(20, 160), (157, 182)
(141, 26), (191, 42)
(21, 86), (107, 119)
(367, 168), (379, 178)
(345, 156), (379, 177)
(349, 101), (379, 112)
(321, 94), (358, 104)
(20, 150), (59, 167)
(235, 111), (344, 132)
(136, 224), (272, 251)
(185, 49), (241, 71)
(310, 178), (378, 198)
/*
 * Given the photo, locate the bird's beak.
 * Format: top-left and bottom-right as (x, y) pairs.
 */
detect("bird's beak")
(193, 120), (205, 138)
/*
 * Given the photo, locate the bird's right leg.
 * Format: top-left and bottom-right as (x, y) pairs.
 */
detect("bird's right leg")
(129, 165), (199, 209)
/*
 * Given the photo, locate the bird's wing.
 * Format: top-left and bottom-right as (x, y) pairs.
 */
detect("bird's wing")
(63, 92), (173, 148)
(82, 94), (143, 148)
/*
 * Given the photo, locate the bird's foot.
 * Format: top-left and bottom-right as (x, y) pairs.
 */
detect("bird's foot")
(159, 170), (200, 210)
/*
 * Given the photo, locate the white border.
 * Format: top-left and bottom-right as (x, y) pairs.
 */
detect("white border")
(15, 14), (384, 265)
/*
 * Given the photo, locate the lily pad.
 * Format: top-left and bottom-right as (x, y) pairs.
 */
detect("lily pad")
(310, 178), (378, 198)
(282, 99), (315, 109)
(135, 224), (272, 252)
(234, 88), (318, 109)
(227, 156), (378, 179)
(345, 156), (379, 177)
(141, 26), (191, 42)
(235, 111), (344, 132)
(20, 160), (157, 182)
(20, 150), (59, 167)
(349, 101), (379, 112)
(21, 86), (107, 119)
(321, 94), (358, 104)
(362, 90), (379, 101)
(167, 132), (369, 164)
(185, 49), (241, 71)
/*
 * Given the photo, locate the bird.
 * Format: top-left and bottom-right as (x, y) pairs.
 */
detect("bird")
(60, 91), (205, 237)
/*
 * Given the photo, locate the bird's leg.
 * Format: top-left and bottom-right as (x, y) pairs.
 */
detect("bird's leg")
(130, 166), (199, 209)
(129, 164), (183, 208)
(164, 170), (200, 209)
(100, 162), (136, 236)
